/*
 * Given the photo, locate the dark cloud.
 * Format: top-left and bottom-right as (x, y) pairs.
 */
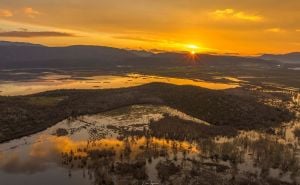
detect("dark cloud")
(0, 31), (75, 37)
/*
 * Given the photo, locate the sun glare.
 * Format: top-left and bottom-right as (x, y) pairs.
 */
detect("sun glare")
(186, 44), (199, 55)
(187, 44), (199, 49)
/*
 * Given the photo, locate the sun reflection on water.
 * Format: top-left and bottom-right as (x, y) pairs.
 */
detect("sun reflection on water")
(0, 73), (240, 96)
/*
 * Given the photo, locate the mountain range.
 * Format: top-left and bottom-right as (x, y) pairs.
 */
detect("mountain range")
(260, 53), (300, 63)
(0, 41), (294, 69)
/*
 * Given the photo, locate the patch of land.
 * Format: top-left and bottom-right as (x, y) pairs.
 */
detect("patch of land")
(0, 82), (294, 143)
(149, 115), (238, 139)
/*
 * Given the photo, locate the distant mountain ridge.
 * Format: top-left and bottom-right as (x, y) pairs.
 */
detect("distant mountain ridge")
(0, 41), (44, 47)
(0, 42), (137, 68)
(260, 52), (300, 63)
(0, 41), (281, 69)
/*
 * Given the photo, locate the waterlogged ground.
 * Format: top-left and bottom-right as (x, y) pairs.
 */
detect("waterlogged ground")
(0, 73), (240, 96)
(0, 69), (299, 185)
(0, 105), (300, 185)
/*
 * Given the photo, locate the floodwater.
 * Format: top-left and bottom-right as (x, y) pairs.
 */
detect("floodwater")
(289, 67), (300, 71)
(0, 73), (240, 96)
(0, 105), (299, 185)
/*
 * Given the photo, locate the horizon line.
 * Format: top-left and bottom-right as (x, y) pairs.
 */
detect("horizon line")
(0, 40), (298, 57)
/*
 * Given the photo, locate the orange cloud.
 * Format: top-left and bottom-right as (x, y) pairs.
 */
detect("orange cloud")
(0, 9), (13, 17)
(265, 28), (284, 33)
(0, 31), (76, 37)
(23, 7), (40, 18)
(113, 35), (160, 43)
(212, 9), (262, 22)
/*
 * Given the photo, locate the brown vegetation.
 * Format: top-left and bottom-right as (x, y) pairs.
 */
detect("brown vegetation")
(0, 83), (294, 143)
(149, 115), (237, 139)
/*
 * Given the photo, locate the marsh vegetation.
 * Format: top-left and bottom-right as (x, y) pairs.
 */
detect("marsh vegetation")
(0, 104), (299, 185)
(0, 68), (299, 185)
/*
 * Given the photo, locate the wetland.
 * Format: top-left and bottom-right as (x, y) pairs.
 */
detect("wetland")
(0, 68), (299, 185)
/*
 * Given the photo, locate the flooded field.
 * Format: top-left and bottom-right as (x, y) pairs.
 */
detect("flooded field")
(0, 68), (299, 185)
(289, 68), (300, 71)
(0, 73), (240, 96)
(0, 105), (299, 185)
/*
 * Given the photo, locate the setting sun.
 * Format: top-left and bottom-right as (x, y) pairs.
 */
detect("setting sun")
(0, 1), (300, 185)
(187, 44), (200, 54)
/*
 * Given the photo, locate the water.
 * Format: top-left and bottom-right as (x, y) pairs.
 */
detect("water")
(0, 73), (240, 96)
(0, 105), (299, 185)
(289, 67), (300, 71)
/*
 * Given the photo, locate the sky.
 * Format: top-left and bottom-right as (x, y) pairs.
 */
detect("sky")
(0, 0), (300, 55)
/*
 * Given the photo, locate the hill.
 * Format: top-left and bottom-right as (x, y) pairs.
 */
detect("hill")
(0, 82), (294, 142)
(0, 41), (44, 47)
(260, 52), (300, 63)
(0, 41), (279, 69)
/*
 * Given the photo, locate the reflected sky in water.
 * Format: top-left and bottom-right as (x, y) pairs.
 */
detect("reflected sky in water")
(0, 105), (299, 185)
(0, 73), (240, 96)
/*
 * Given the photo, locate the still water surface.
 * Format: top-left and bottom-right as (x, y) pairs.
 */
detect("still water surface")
(0, 73), (240, 96)
(0, 105), (299, 185)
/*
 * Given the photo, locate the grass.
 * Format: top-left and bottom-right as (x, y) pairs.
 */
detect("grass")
(26, 96), (67, 106)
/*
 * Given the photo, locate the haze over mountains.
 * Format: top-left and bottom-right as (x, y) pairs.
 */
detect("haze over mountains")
(0, 41), (44, 47)
(0, 41), (294, 69)
(260, 53), (300, 63)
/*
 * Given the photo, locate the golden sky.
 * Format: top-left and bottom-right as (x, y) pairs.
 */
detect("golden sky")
(0, 0), (300, 55)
